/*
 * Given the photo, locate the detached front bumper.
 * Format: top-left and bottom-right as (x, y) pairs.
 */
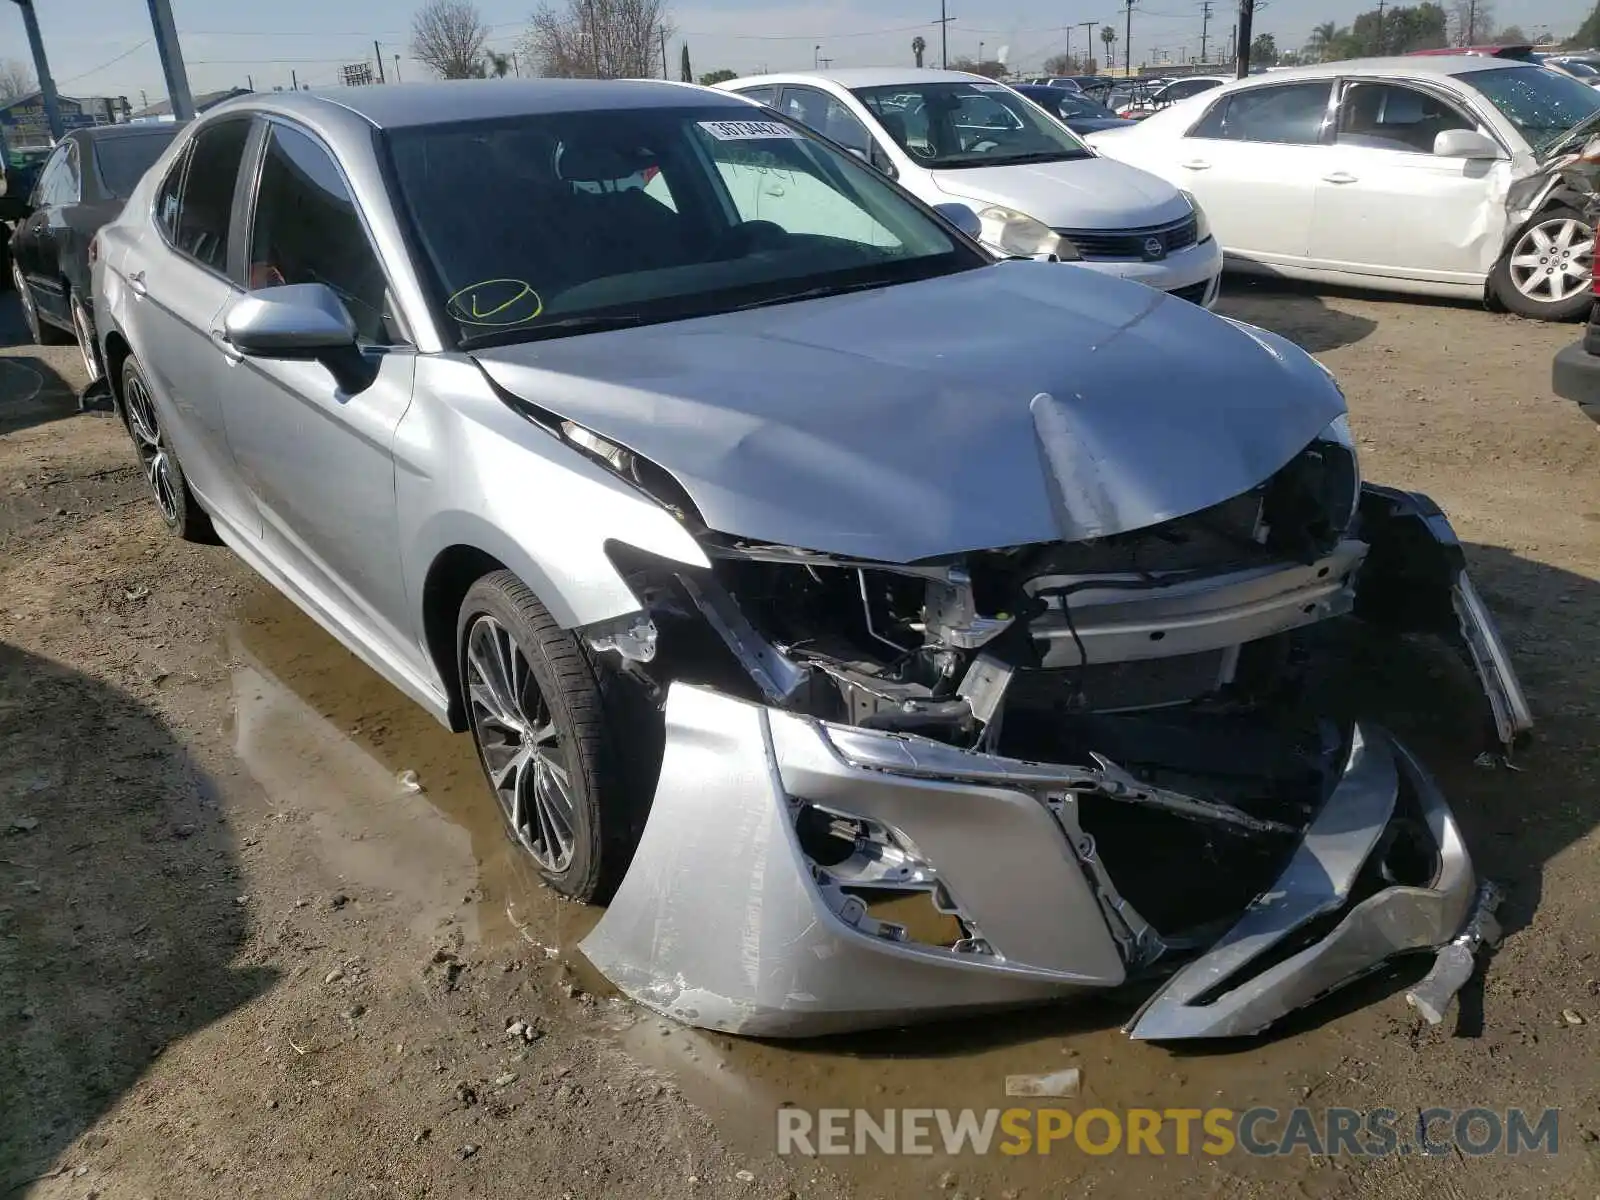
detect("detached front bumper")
(580, 686), (1484, 1040)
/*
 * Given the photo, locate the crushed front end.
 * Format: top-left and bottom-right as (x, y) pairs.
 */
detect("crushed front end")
(574, 422), (1529, 1039)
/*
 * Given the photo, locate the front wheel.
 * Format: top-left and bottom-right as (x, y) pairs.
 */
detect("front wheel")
(457, 571), (651, 902)
(1490, 206), (1594, 321)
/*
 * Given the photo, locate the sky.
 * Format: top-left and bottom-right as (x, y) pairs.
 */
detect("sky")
(2, 0), (1594, 109)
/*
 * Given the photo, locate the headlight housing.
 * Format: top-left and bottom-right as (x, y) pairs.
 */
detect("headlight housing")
(1317, 413), (1361, 534)
(976, 205), (1082, 261)
(1179, 189), (1212, 242)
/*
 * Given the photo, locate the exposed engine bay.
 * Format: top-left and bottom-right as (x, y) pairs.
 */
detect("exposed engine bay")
(547, 409), (1529, 1040)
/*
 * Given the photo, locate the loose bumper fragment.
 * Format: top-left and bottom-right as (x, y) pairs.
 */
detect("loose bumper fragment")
(1405, 879), (1503, 1026)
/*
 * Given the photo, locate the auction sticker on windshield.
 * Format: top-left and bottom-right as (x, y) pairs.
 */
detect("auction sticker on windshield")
(698, 119), (803, 140)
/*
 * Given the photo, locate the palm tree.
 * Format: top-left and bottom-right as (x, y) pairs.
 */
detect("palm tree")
(485, 50), (511, 77)
(1307, 21), (1339, 61)
(912, 35), (926, 67)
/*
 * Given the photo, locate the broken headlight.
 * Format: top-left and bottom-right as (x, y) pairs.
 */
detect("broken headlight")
(1317, 413), (1361, 534)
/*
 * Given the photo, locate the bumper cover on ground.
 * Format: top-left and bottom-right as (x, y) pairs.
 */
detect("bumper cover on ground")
(580, 685), (1486, 1040)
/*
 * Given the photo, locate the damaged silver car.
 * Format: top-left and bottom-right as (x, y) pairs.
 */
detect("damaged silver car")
(92, 80), (1531, 1042)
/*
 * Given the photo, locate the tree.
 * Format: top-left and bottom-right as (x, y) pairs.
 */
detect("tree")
(1307, 21), (1340, 59)
(949, 56), (1007, 79)
(699, 68), (737, 85)
(912, 35), (926, 67)
(1574, 1), (1600, 47)
(411, 0), (490, 79)
(1447, 0), (1492, 44)
(524, 0), (672, 78)
(485, 50), (512, 77)
(1495, 24), (1527, 42)
(1100, 25), (1117, 60)
(1250, 32), (1278, 63)
(0, 59), (35, 103)
(1043, 52), (1087, 74)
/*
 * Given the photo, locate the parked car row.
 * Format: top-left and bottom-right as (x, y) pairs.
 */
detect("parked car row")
(53, 78), (1529, 1043)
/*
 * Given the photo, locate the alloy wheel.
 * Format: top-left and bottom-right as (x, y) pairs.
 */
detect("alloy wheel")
(71, 295), (99, 381)
(123, 371), (180, 524)
(1508, 216), (1594, 305)
(12, 263), (40, 342)
(464, 614), (577, 873)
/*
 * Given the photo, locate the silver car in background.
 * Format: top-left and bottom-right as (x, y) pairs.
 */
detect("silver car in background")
(93, 80), (1528, 1040)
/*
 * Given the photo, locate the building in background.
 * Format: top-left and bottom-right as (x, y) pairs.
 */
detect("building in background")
(0, 93), (130, 152)
(127, 86), (252, 123)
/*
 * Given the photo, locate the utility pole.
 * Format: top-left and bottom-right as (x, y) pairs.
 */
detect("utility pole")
(146, 0), (196, 119)
(1228, 23), (1236, 59)
(1374, 0), (1385, 53)
(936, 0), (956, 68)
(247, 73), (254, 91)
(1079, 21), (1099, 69)
(9, 0), (64, 140)
(661, 29), (669, 78)
(510, 52), (519, 76)
(1124, 0), (1134, 75)
(291, 68), (299, 90)
(1199, 0), (1213, 63)
(1465, 0), (1477, 44)
(374, 41), (386, 82)
(1065, 28), (1073, 67)
(1235, 0), (1254, 77)
(979, 39), (984, 65)
(394, 55), (403, 82)
(814, 43), (821, 68)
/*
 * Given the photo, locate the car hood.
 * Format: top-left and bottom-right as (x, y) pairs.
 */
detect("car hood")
(472, 261), (1346, 563)
(929, 153), (1191, 228)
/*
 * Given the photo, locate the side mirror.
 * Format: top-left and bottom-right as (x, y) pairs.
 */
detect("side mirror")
(223, 282), (375, 394)
(1433, 129), (1501, 160)
(933, 201), (983, 241)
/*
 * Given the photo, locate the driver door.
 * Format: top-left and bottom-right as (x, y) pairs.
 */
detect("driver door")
(217, 119), (422, 667)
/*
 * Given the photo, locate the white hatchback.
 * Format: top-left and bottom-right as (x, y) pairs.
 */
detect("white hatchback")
(1085, 56), (1600, 320)
(717, 69), (1224, 307)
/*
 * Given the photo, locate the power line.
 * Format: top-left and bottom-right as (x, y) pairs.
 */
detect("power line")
(57, 38), (153, 85)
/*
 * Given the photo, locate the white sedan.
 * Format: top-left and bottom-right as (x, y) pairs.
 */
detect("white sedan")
(1086, 55), (1600, 320)
(718, 69), (1224, 306)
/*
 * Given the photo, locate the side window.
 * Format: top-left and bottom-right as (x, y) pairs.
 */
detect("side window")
(30, 145), (67, 207)
(954, 94), (1022, 133)
(1187, 82), (1333, 145)
(154, 146), (188, 242)
(249, 123), (396, 344)
(1335, 81), (1474, 153)
(172, 119), (251, 273)
(777, 87), (871, 154)
(58, 142), (81, 203)
(735, 85), (778, 105)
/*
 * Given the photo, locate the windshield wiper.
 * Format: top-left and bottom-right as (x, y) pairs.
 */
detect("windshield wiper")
(729, 277), (898, 312)
(944, 150), (1085, 168)
(459, 313), (656, 350)
(1540, 107), (1600, 159)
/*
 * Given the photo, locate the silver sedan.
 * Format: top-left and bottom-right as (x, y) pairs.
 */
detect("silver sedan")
(93, 79), (1528, 1040)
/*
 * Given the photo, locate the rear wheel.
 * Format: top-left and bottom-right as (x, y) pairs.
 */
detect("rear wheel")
(457, 571), (649, 902)
(120, 356), (214, 542)
(1491, 206), (1594, 321)
(69, 290), (100, 382)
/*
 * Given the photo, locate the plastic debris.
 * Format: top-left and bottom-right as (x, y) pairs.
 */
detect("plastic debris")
(396, 769), (422, 793)
(1004, 1067), (1081, 1097)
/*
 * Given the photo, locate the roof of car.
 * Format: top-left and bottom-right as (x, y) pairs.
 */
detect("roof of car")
(719, 68), (1001, 90)
(213, 78), (755, 130)
(1214, 54), (1532, 81)
(67, 123), (182, 143)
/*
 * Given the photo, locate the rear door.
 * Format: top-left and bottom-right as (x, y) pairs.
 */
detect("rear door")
(1308, 78), (1506, 283)
(216, 119), (420, 659)
(1173, 80), (1336, 263)
(122, 117), (260, 535)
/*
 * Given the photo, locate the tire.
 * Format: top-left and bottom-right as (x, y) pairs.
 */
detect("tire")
(1490, 205), (1595, 322)
(12, 261), (71, 345)
(457, 571), (652, 902)
(69, 290), (101, 383)
(119, 355), (215, 542)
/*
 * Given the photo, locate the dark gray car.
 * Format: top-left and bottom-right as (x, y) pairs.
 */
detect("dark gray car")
(8, 124), (179, 376)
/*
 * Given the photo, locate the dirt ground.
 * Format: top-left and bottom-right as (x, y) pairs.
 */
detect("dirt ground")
(0, 279), (1597, 1200)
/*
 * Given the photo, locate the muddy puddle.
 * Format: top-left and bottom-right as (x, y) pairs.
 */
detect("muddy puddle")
(221, 585), (1384, 1195)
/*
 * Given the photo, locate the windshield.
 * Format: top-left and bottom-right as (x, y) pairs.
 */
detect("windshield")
(385, 105), (977, 347)
(93, 132), (178, 199)
(852, 81), (1091, 169)
(1461, 65), (1600, 154)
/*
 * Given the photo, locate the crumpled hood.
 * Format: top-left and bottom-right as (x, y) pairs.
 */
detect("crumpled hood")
(472, 261), (1346, 563)
(930, 155), (1191, 229)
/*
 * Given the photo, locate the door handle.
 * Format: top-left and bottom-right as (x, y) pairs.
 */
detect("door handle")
(1322, 171), (1358, 184)
(1180, 159), (1212, 170)
(127, 269), (147, 297)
